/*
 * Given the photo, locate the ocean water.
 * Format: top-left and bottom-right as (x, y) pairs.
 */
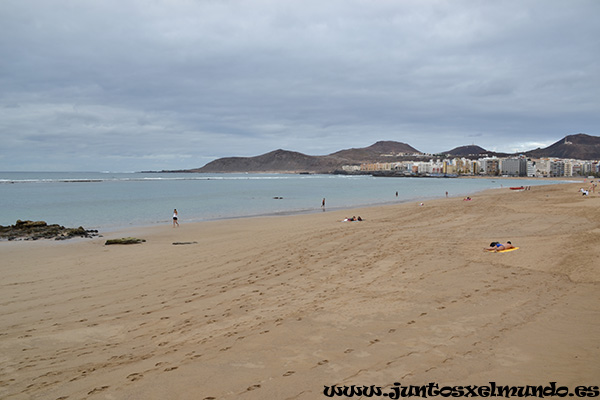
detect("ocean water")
(0, 172), (568, 231)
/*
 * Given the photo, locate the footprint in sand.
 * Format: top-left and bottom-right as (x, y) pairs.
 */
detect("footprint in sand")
(247, 384), (261, 391)
(127, 373), (144, 382)
(88, 386), (109, 395)
(344, 348), (354, 353)
(317, 360), (329, 366)
(283, 371), (295, 377)
(164, 366), (178, 372)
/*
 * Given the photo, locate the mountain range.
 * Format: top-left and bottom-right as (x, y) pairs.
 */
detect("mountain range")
(181, 133), (599, 174)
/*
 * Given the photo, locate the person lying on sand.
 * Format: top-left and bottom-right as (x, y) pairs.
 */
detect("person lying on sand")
(484, 241), (514, 252)
(342, 216), (363, 222)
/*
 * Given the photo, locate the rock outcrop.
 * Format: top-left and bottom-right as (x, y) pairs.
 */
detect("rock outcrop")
(104, 237), (146, 245)
(0, 220), (99, 241)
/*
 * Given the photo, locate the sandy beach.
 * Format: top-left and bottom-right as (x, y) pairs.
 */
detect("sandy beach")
(1, 182), (599, 399)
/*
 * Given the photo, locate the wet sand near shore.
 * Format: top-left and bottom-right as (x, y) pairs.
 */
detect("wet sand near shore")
(1, 182), (599, 399)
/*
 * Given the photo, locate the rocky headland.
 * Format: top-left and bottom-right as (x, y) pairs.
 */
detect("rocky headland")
(0, 220), (99, 241)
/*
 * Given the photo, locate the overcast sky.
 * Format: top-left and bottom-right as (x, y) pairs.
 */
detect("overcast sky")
(1, 0), (599, 171)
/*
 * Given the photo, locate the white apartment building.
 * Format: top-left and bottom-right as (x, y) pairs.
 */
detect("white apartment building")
(550, 160), (565, 177)
(481, 158), (500, 175)
(501, 158), (527, 177)
(527, 160), (536, 177)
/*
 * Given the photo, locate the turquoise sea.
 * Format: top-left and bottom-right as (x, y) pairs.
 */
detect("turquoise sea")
(0, 172), (569, 231)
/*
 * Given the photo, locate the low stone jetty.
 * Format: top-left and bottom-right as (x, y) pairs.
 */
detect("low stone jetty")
(0, 220), (99, 241)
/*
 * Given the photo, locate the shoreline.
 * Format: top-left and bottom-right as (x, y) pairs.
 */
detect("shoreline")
(1, 182), (599, 399)
(0, 177), (580, 241)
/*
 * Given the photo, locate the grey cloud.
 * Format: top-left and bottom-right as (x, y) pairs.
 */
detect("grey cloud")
(0, 0), (599, 171)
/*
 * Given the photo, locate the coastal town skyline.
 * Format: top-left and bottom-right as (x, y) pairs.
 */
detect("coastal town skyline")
(185, 134), (600, 177)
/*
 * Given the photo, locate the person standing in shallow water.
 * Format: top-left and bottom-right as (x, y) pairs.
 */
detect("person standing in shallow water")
(322, 198), (326, 210)
(173, 209), (179, 227)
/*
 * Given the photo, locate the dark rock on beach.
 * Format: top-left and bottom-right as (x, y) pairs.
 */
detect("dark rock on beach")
(0, 220), (99, 241)
(105, 237), (146, 245)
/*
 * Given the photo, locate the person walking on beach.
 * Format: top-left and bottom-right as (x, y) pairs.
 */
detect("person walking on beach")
(322, 198), (326, 210)
(173, 209), (179, 227)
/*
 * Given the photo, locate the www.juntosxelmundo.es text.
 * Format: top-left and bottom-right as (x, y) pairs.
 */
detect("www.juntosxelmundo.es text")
(323, 382), (599, 398)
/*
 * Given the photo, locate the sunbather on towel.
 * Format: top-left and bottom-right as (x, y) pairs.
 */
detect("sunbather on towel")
(485, 241), (514, 252)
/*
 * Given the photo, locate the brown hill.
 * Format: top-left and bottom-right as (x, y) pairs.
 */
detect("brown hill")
(441, 145), (488, 156)
(330, 141), (421, 162)
(193, 141), (422, 173)
(193, 149), (346, 173)
(440, 134), (600, 160)
(525, 133), (600, 160)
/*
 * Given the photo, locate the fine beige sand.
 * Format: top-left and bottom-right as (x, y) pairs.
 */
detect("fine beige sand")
(1, 182), (599, 399)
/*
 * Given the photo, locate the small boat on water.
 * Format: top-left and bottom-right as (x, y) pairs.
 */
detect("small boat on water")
(510, 186), (525, 190)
